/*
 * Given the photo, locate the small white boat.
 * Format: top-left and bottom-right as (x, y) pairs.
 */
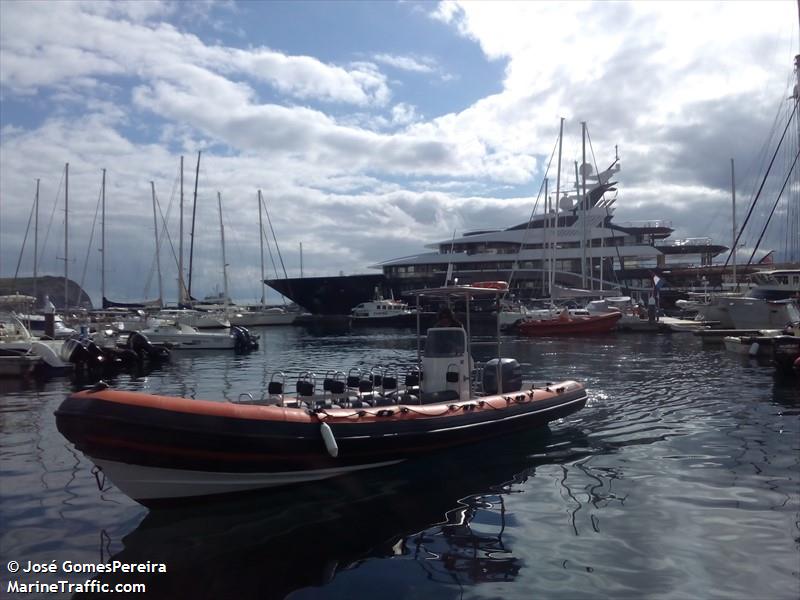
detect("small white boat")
(230, 306), (297, 326)
(154, 309), (231, 329)
(722, 330), (783, 356)
(586, 296), (649, 330)
(18, 313), (77, 339)
(140, 323), (257, 351)
(726, 298), (799, 331)
(0, 312), (72, 372)
(691, 269), (800, 330)
(350, 299), (416, 324)
(0, 349), (41, 378)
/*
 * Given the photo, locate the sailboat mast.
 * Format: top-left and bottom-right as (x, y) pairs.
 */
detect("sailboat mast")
(552, 118), (564, 296)
(188, 150), (201, 301)
(179, 155), (184, 304)
(574, 161), (583, 288)
(33, 179), (39, 301)
(64, 162), (69, 309)
(730, 158), (737, 287)
(218, 192), (229, 305)
(101, 168), (106, 304)
(542, 178), (548, 295)
(258, 190), (265, 307)
(581, 122), (588, 289)
(151, 182), (163, 306)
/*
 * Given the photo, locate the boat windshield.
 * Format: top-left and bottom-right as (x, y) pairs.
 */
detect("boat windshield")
(425, 329), (466, 357)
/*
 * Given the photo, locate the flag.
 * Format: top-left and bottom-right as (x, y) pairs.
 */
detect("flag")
(758, 250), (774, 265)
(445, 262), (453, 285)
(652, 273), (665, 290)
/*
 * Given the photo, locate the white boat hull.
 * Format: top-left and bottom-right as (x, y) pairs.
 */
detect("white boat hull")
(1, 339), (70, 369)
(230, 312), (296, 326)
(0, 354), (41, 377)
(140, 324), (236, 350)
(726, 298), (799, 330)
(92, 457), (404, 501)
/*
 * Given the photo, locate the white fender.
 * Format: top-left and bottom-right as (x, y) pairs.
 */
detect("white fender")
(320, 422), (338, 458)
(748, 342), (760, 356)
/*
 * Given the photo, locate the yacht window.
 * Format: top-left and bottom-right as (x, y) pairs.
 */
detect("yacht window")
(425, 329), (466, 357)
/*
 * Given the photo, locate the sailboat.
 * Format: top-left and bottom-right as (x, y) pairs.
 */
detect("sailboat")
(230, 190), (297, 326)
(101, 169), (162, 310)
(513, 119), (623, 336)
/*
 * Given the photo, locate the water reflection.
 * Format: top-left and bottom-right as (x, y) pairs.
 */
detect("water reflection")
(75, 427), (592, 599)
(2, 329), (798, 600)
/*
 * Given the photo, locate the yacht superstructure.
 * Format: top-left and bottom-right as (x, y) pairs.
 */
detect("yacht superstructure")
(268, 153), (730, 314)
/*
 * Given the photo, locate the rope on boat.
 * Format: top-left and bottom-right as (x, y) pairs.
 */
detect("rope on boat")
(310, 386), (555, 425)
(91, 464), (109, 492)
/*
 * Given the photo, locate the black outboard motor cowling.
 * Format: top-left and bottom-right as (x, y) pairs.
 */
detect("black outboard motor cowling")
(128, 331), (170, 362)
(231, 325), (258, 353)
(482, 358), (522, 395)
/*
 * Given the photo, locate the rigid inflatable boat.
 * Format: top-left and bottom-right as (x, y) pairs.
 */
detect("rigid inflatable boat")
(55, 284), (588, 506)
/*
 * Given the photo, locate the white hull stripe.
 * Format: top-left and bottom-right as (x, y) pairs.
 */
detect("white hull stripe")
(91, 458), (404, 500)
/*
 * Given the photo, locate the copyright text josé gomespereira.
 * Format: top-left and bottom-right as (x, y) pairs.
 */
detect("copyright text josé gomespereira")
(5, 560), (164, 594)
(8, 559), (166, 574)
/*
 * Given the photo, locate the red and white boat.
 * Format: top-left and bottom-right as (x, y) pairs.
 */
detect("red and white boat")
(516, 309), (621, 336)
(55, 284), (588, 507)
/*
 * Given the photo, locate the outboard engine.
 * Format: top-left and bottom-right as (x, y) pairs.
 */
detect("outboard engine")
(61, 338), (107, 377)
(482, 358), (522, 395)
(61, 338), (87, 365)
(83, 341), (111, 370)
(231, 325), (258, 353)
(421, 327), (471, 404)
(128, 331), (170, 362)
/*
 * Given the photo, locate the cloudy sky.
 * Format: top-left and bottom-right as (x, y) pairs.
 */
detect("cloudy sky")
(1, 0), (797, 305)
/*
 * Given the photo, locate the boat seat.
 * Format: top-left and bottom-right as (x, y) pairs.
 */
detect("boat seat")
(323, 379), (346, 395)
(404, 372), (420, 386)
(296, 380), (314, 397)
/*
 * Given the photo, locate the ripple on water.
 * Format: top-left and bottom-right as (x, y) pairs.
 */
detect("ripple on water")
(1, 329), (798, 599)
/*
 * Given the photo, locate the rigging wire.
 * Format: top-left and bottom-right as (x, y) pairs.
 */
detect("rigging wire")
(260, 196), (281, 280)
(13, 185), (37, 282)
(262, 193), (290, 281)
(746, 70), (796, 252)
(37, 166), (65, 273)
(505, 133), (560, 294)
(586, 127), (625, 291)
(724, 97), (798, 268)
(76, 176), (104, 305)
(746, 144), (800, 264)
(144, 175), (179, 300)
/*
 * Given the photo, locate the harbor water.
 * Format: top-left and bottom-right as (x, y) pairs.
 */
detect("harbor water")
(1, 325), (798, 599)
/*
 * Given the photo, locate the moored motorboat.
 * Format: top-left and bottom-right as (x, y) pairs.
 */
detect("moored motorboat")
(0, 311), (72, 374)
(516, 310), (621, 336)
(230, 306), (297, 326)
(55, 284), (588, 506)
(0, 348), (41, 378)
(350, 298), (417, 325)
(139, 322), (258, 352)
(722, 331), (783, 356)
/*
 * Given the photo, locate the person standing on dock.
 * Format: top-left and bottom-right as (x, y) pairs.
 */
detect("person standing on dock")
(647, 295), (657, 324)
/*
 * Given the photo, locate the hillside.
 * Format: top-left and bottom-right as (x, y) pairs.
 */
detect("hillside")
(0, 276), (93, 309)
